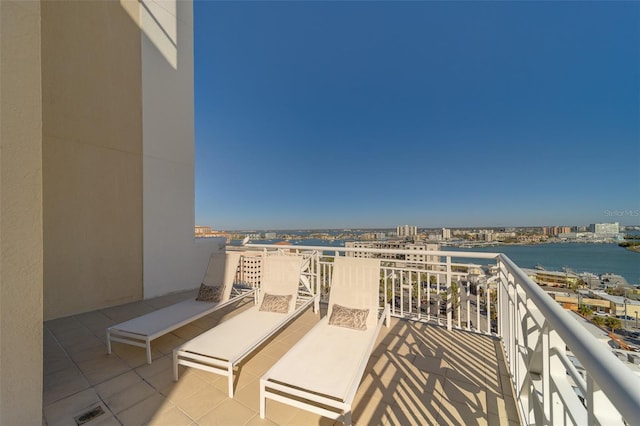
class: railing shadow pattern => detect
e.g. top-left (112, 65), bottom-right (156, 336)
top-left (351, 318), bottom-right (517, 425)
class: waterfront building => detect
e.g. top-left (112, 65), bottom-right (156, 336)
top-left (396, 224), bottom-right (417, 238)
top-left (361, 232), bottom-right (388, 240)
top-left (441, 227), bottom-right (451, 240)
top-left (264, 232), bottom-right (277, 239)
top-left (405, 242), bottom-right (441, 268)
top-left (522, 268), bottom-right (580, 288)
top-left (479, 229), bottom-right (494, 241)
top-left (346, 240), bottom-right (408, 259)
top-left (590, 222), bottom-right (620, 235)
top-left (195, 226), bottom-right (231, 241)
top-left (427, 233), bottom-right (442, 241)
top-left (345, 240), bottom-right (441, 267)
top-left (583, 290), bottom-right (640, 320)
top-left (544, 226), bottom-right (572, 236)
top-left (195, 225), bottom-right (212, 235)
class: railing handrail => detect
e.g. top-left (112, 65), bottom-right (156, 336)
top-left (498, 253), bottom-right (640, 423)
top-left (243, 243), bottom-right (501, 260)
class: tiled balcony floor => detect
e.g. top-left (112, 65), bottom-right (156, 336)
top-left (43, 290), bottom-right (520, 426)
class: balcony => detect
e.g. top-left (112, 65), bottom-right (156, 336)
top-left (42, 246), bottom-right (640, 425)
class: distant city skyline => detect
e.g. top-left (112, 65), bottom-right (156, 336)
top-left (194, 2), bottom-right (639, 230)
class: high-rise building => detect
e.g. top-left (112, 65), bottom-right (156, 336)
top-left (590, 222), bottom-right (619, 235)
top-left (544, 226), bottom-right (573, 236)
top-left (396, 225), bottom-right (417, 238)
top-left (441, 228), bottom-right (451, 240)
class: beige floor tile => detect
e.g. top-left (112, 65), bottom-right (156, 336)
top-left (148, 404), bottom-right (193, 426)
top-left (43, 367), bottom-right (91, 406)
top-left (196, 398), bottom-right (255, 426)
top-left (56, 330), bottom-right (100, 352)
top-left (171, 323), bottom-right (208, 340)
top-left (443, 377), bottom-right (488, 415)
top-left (244, 413), bottom-right (279, 426)
top-left (172, 383), bottom-right (227, 420)
top-left (44, 388), bottom-right (108, 426)
top-left (44, 352), bottom-right (77, 376)
top-left (504, 396), bottom-right (520, 422)
top-left (232, 376), bottom-right (261, 412)
top-left (241, 352), bottom-right (278, 376)
top-left (77, 355), bottom-right (131, 385)
top-left (103, 380), bottom-right (157, 414)
top-left (260, 399), bottom-right (299, 425)
top-left (164, 371), bottom-right (210, 404)
top-left (211, 368), bottom-right (258, 396)
top-left (286, 407), bottom-right (334, 425)
top-left (108, 343), bottom-right (154, 369)
top-left (437, 395), bottom-right (489, 426)
top-left (412, 354), bottom-right (448, 375)
top-left (87, 414), bottom-right (121, 426)
top-left (115, 393), bottom-right (168, 426)
top-left (94, 371), bottom-right (141, 399)
top-left (351, 397), bottom-right (387, 426)
top-left (135, 354), bottom-right (173, 379)
top-left (46, 316), bottom-right (84, 334)
top-left (75, 310), bottom-right (115, 331)
top-left (68, 342), bottom-right (109, 364)
top-left (499, 371), bottom-right (514, 396)
top-left (393, 381), bottom-right (442, 424)
top-left (259, 340), bottom-right (293, 360)
top-left (187, 368), bottom-right (224, 387)
top-left (153, 332), bottom-right (186, 355)
top-left (148, 368), bottom-right (180, 396)
top-left (488, 412), bottom-right (511, 426)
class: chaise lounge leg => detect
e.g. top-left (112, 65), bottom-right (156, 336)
top-left (228, 365), bottom-right (234, 397)
top-left (106, 331), bottom-right (112, 355)
top-left (386, 305), bottom-right (391, 327)
top-left (146, 339), bottom-right (152, 364)
top-left (173, 350), bottom-right (179, 381)
top-left (344, 409), bottom-right (352, 426)
top-left (259, 379), bottom-right (266, 418)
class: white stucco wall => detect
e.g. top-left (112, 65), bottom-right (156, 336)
top-left (141, 0), bottom-right (222, 297)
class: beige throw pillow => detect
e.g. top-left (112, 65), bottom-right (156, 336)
top-left (259, 293), bottom-right (292, 314)
top-left (328, 304), bottom-right (369, 330)
top-left (195, 283), bottom-right (224, 302)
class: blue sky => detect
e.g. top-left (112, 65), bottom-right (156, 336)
top-left (194, 1), bottom-right (639, 231)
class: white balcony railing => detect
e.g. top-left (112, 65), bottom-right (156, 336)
top-left (233, 244), bottom-right (640, 426)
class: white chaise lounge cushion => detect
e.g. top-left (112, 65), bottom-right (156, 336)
top-left (264, 316), bottom-right (377, 401)
top-left (177, 306), bottom-right (295, 361)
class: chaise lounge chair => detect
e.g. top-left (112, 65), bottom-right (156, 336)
top-left (173, 254), bottom-right (317, 397)
top-left (107, 252), bottom-right (256, 364)
top-left (260, 256), bottom-right (390, 426)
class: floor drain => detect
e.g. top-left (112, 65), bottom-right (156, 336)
top-left (74, 405), bottom-right (105, 425)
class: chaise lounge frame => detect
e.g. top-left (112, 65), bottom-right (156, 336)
top-left (173, 253), bottom-right (318, 397)
top-left (106, 252), bottom-right (256, 364)
top-left (259, 256), bottom-right (390, 426)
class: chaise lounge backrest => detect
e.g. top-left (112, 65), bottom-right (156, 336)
top-left (258, 255), bottom-right (304, 314)
top-left (202, 251), bottom-right (242, 301)
top-left (327, 256), bottom-right (381, 329)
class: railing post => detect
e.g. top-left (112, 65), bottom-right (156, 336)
top-left (587, 374), bottom-right (596, 426)
top-left (446, 256), bottom-right (452, 331)
top-left (542, 324), bottom-right (551, 425)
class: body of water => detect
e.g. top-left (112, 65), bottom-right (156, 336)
top-left (244, 239), bottom-right (639, 285)
top-left (446, 243), bottom-right (639, 284)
